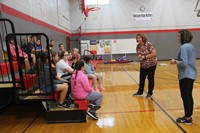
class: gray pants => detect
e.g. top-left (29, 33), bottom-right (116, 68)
top-left (85, 90), bottom-right (103, 113)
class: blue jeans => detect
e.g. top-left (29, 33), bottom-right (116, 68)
top-left (43, 84), bottom-right (57, 92)
top-left (85, 90), bottom-right (103, 113)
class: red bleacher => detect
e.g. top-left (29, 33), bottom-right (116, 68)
top-left (16, 74), bottom-right (36, 89)
top-left (0, 61), bottom-right (18, 75)
top-left (0, 62), bottom-right (10, 75)
top-left (74, 99), bottom-right (88, 110)
top-left (0, 61), bottom-right (36, 89)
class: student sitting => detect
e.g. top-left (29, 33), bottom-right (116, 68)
top-left (47, 39), bottom-right (55, 52)
top-left (56, 51), bottom-right (74, 100)
top-left (70, 60), bottom-right (103, 120)
top-left (58, 43), bottom-right (66, 55)
top-left (21, 36), bottom-right (36, 64)
top-left (51, 51), bottom-right (73, 105)
top-left (41, 53), bottom-right (69, 108)
top-left (69, 55), bottom-right (77, 69)
top-left (9, 36), bottom-right (35, 72)
top-left (56, 51), bottom-right (74, 80)
top-left (35, 39), bottom-right (45, 52)
top-left (71, 48), bottom-right (80, 60)
top-left (83, 56), bottom-right (106, 92)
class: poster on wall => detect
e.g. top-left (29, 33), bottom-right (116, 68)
top-left (99, 40), bottom-right (111, 54)
top-left (89, 40), bottom-right (111, 55)
top-left (80, 40), bottom-right (89, 55)
top-left (97, 40), bottom-right (104, 55)
top-left (90, 40), bottom-right (97, 54)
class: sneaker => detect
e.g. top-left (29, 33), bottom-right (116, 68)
top-left (176, 117), bottom-right (192, 125)
top-left (87, 111), bottom-right (98, 120)
top-left (65, 98), bottom-right (74, 104)
top-left (88, 103), bottom-right (101, 110)
top-left (57, 103), bottom-right (70, 108)
top-left (133, 92), bottom-right (143, 96)
top-left (146, 94), bottom-right (152, 99)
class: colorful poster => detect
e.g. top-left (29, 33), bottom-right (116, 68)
top-left (97, 40), bottom-right (104, 55)
top-left (82, 39), bottom-right (112, 55)
top-left (90, 40), bottom-right (97, 45)
top-left (97, 40), bottom-right (111, 54)
top-left (90, 40), bottom-right (97, 54)
top-left (80, 40), bottom-right (89, 55)
top-left (102, 40), bottom-right (111, 54)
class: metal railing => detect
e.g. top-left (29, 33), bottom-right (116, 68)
top-left (0, 18), bottom-right (56, 110)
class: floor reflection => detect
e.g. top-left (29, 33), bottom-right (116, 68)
top-left (96, 117), bottom-right (115, 128)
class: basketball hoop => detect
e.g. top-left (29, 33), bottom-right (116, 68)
top-left (84, 7), bottom-right (100, 17)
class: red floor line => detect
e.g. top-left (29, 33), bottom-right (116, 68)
top-left (98, 107), bottom-right (200, 115)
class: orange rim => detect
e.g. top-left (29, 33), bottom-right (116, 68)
top-left (85, 7), bottom-right (100, 17)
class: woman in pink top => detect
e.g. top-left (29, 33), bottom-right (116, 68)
top-left (71, 60), bottom-right (103, 120)
top-left (9, 36), bottom-right (35, 71)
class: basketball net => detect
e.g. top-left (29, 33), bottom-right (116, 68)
top-left (71, 26), bottom-right (82, 41)
top-left (194, 0), bottom-right (200, 17)
top-left (197, 10), bottom-right (200, 17)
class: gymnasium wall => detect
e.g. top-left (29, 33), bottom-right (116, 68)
top-left (71, 0), bottom-right (200, 32)
top-left (70, 0), bottom-right (200, 60)
top-left (0, 0), bottom-right (71, 52)
top-left (1, 0), bottom-right (71, 32)
top-left (76, 30), bottom-right (200, 61)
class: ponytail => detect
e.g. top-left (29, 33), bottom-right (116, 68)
top-left (73, 60), bottom-right (84, 85)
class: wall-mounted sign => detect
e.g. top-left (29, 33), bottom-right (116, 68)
top-left (133, 12), bottom-right (153, 20)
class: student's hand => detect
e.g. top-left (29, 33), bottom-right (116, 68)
top-left (64, 80), bottom-right (69, 83)
top-left (170, 58), bottom-right (176, 64)
top-left (138, 54), bottom-right (142, 60)
top-left (138, 54), bottom-right (144, 60)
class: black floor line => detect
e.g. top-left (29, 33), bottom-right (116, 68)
top-left (151, 98), bottom-right (187, 133)
top-left (122, 66), bottom-right (187, 133)
top-left (122, 66), bottom-right (139, 85)
top-left (22, 109), bottom-right (42, 133)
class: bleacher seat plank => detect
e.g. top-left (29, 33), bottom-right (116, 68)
top-left (0, 83), bottom-right (13, 88)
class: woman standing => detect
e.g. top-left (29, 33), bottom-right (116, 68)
top-left (133, 33), bottom-right (157, 99)
top-left (170, 29), bottom-right (197, 125)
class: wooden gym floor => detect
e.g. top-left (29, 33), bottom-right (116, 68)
top-left (0, 60), bottom-right (200, 133)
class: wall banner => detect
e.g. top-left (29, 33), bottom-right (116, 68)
top-left (133, 12), bottom-right (153, 20)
